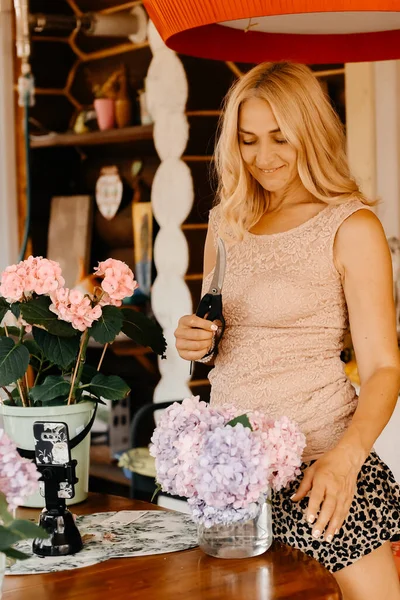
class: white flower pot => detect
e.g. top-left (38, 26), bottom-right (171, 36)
top-left (0, 402), bottom-right (94, 507)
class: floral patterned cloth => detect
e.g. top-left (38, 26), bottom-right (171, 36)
top-left (5, 510), bottom-right (198, 575)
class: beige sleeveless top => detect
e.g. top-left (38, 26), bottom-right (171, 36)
top-left (201, 199), bottom-right (372, 461)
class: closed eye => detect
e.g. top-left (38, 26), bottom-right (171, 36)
top-left (241, 140), bottom-right (255, 145)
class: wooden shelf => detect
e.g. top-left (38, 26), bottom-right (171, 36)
top-left (30, 124), bottom-right (154, 149)
top-left (89, 444), bottom-right (130, 494)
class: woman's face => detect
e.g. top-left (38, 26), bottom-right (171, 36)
top-left (238, 97), bottom-right (300, 194)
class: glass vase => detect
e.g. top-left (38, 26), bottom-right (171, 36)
top-left (198, 498), bottom-right (272, 559)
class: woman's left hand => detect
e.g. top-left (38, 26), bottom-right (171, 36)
top-left (291, 445), bottom-right (366, 542)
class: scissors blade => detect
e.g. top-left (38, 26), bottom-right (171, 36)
top-left (209, 238), bottom-right (226, 295)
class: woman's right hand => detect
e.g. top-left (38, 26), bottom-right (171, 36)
top-left (174, 314), bottom-right (218, 361)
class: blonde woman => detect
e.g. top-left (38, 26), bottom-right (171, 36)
top-left (174, 62), bottom-right (400, 599)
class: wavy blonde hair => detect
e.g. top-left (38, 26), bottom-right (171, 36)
top-left (214, 62), bottom-right (371, 240)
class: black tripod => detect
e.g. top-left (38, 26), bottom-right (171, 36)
top-left (32, 461), bottom-right (83, 556)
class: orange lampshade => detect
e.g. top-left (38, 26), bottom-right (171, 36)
top-left (143, 0), bottom-right (400, 63)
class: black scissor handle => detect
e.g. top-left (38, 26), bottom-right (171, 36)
top-left (190, 293), bottom-right (225, 375)
top-left (196, 293), bottom-right (223, 323)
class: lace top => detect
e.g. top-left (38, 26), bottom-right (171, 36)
top-left (201, 200), bottom-right (372, 460)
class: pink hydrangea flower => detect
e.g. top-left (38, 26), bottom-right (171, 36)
top-left (94, 259), bottom-right (138, 307)
top-left (0, 256), bottom-right (64, 303)
top-left (49, 288), bottom-right (102, 331)
top-left (0, 430), bottom-right (40, 510)
top-left (150, 396), bottom-right (306, 527)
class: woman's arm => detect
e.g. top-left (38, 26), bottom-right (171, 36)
top-left (292, 208), bottom-right (400, 541)
top-left (335, 209), bottom-right (400, 459)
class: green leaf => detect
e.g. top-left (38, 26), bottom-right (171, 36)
top-left (0, 526), bottom-right (21, 549)
top-left (151, 482), bottom-right (162, 503)
top-left (0, 297), bottom-right (10, 323)
top-left (8, 520), bottom-right (48, 540)
top-left (30, 375), bottom-right (70, 403)
top-left (20, 297), bottom-right (76, 338)
top-left (0, 337), bottom-right (29, 386)
top-left (89, 305), bottom-right (123, 344)
top-left (23, 339), bottom-right (43, 359)
top-left (7, 387), bottom-right (23, 406)
top-left (33, 327), bottom-right (80, 369)
top-left (80, 364), bottom-right (98, 384)
top-left (38, 397), bottom-right (69, 407)
top-left (0, 493), bottom-right (13, 525)
top-left (0, 326), bottom-right (21, 337)
top-left (226, 414), bottom-right (253, 431)
top-left (3, 547), bottom-right (30, 560)
top-left (10, 302), bottom-right (21, 319)
top-left (0, 518), bottom-right (48, 552)
top-left (89, 373), bottom-right (130, 401)
top-left (121, 308), bottom-right (166, 357)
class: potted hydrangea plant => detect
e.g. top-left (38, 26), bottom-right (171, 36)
top-left (149, 396), bottom-right (306, 558)
top-left (0, 429), bottom-right (48, 592)
top-left (0, 256), bottom-right (166, 507)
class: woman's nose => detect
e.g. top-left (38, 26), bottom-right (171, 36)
top-left (255, 142), bottom-right (276, 168)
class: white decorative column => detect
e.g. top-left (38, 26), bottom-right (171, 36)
top-left (146, 21), bottom-right (194, 402)
top-left (0, 0), bottom-right (19, 271)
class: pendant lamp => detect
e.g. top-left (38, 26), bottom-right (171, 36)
top-left (143, 1), bottom-right (400, 63)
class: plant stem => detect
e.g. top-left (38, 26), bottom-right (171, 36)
top-left (24, 372), bottom-right (30, 395)
top-left (1, 386), bottom-right (13, 402)
top-left (97, 343), bottom-right (108, 372)
top-left (4, 324), bottom-right (9, 337)
top-left (33, 360), bottom-right (43, 386)
top-left (17, 379), bottom-right (28, 407)
top-left (68, 330), bottom-right (90, 405)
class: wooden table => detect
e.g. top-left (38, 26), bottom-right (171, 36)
top-left (3, 493), bottom-right (342, 600)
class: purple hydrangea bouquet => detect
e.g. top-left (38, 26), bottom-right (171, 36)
top-left (150, 396), bottom-right (306, 540)
top-left (0, 429), bottom-right (47, 561)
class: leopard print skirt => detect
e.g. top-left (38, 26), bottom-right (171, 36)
top-left (271, 452), bottom-right (400, 573)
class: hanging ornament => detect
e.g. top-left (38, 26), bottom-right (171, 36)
top-left (143, 1), bottom-right (400, 64)
top-left (95, 166), bottom-right (123, 220)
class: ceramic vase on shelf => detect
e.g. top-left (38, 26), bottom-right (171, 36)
top-left (115, 65), bottom-right (133, 128)
top-left (197, 496), bottom-right (273, 559)
top-left (115, 99), bottom-right (132, 128)
top-left (94, 98), bottom-right (115, 131)
top-left (0, 401), bottom-right (94, 508)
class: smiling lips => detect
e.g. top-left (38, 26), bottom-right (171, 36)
top-left (259, 165), bottom-right (284, 174)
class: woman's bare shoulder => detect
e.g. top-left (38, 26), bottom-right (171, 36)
top-left (334, 208), bottom-right (390, 275)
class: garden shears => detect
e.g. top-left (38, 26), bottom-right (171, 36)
top-left (190, 238), bottom-right (226, 373)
